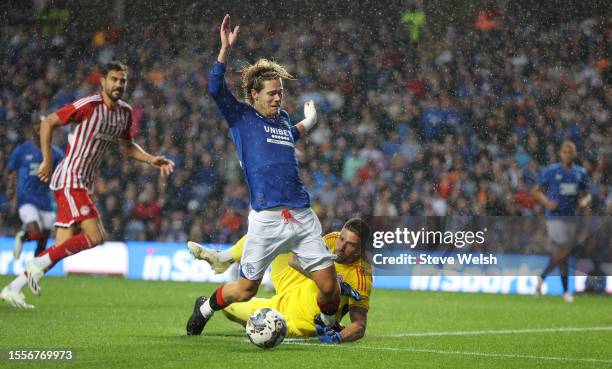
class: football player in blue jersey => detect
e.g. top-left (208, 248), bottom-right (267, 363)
top-left (7, 118), bottom-right (64, 259)
top-left (186, 15), bottom-right (342, 335)
top-left (532, 140), bottom-right (592, 302)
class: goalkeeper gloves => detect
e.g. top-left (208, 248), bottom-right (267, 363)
top-left (315, 320), bottom-right (343, 344)
top-left (339, 281), bottom-right (362, 301)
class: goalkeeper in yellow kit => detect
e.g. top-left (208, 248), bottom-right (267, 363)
top-left (187, 218), bottom-right (371, 343)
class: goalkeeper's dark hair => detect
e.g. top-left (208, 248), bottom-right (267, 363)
top-left (344, 218), bottom-right (371, 249)
top-left (344, 217), bottom-right (373, 274)
top-left (241, 58), bottom-right (294, 105)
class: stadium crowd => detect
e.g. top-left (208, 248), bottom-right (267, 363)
top-left (0, 6), bottom-right (610, 243)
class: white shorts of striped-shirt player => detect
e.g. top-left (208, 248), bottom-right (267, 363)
top-left (240, 207), bottom-right (336, 281)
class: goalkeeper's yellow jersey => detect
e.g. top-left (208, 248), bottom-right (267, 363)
top-left (268, 232), bottom-right (372, 336)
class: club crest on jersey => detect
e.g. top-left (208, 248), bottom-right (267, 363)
top-left (80, 205), bottom-right (91, 216)
top-left (555, 174), bottom-right (562, 180)
top-left (242, 263), bottom-right (255, 278)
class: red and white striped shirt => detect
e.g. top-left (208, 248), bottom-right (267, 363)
top-left (50, 93), bottom-right (133, 193)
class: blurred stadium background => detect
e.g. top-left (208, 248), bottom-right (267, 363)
top-left (1, 0), bottom-right (610, 244)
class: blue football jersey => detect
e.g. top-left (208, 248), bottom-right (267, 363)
top-left (209, 61), bottom-right (310, 210)
top-left (538, 163), bottom-right (590, 216)
top-left (7, 140), bottom-right (64, 211)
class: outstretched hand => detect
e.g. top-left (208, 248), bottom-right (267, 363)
top-left (37, 160), bottom-right (52, 183)
top-left (304, 100), bottom-right (317, 123)
top-left (150, 156), bottom-right (175, 177)
top-left (297, 100), bottom-right (317, 133)
top-left (220, 14), bottom-right (240, 50)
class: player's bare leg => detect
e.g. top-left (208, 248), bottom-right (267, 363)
top-left (186, 278), bottom-right (261, 335)
top-left (220, 278), bottom-right (261, 303)
top-left (556, 252), bottom-right (573, 302)
top-left (2, 224), bottom-right (77, 308)
top-left (79, 217), bottom-right (106, 246)
top-left (310, 265), bottom-right (341, 326)
top-left (35, 229), bottom-right (52, 256)
top-left (57, 224), bottom-right (80, 244)
top-left (24, 225), bottom-right (76, 296)
top-left (14, 221), bottom-right (44, 259)
top-left (27, 217), bottom-right (105, 295)
top-left (538, 244), bottom-right (572, 301)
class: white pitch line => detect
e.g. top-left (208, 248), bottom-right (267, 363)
top-left (376, 326), bottom-right (612, 338)
top-left (284, 341), bottom-right (612, 365)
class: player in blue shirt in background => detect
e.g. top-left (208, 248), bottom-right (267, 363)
top-left (186, 15), bottom-right (341, 337)
top-left (7, 118), bottom-right (64, 259)
top-left (532, 140), bottom-right (591, 302)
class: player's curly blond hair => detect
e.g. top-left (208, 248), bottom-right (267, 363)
top-left (241, 59), bottom-right (295, 105)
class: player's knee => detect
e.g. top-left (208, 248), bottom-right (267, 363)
top-left (97, 227), bottom-right (109, 245)
top-left (312, 267), bottom-right (340, 296)
top-left (87, 231), bottom-right (105, 247)
top-left (319, 279), bottom-right (340, 297)
top-left (317, 279), bottom-right (340, 299)
top-left (321, 275), bottom-right (340, 296)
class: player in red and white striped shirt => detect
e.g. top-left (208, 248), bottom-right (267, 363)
top-left (1, 61), bottom-right (174, 308)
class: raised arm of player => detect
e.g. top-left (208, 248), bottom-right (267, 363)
top-left (294, 100), bottom-right (318, 136)
top-left (217, 14), bottom-right (240, 64)
top-left (119, 140), bottom-right (175, 177)
top-left (37, 113), bottom-right (63, 183)
top-left (210, 15), bottom-right (242, 123)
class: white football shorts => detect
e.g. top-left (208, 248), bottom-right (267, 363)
top-left (240, 207), bottom-right (336, 280)
top-left (546, 218), bottom-right (578, 246)
top-left (18, 203), bottom-right (56, 231)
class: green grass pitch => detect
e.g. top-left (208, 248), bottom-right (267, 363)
top-left (0, 275), bottom-right (610, 369)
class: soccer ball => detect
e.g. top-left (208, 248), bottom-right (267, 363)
top-left (245, 308), bottom-right (287, 349)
